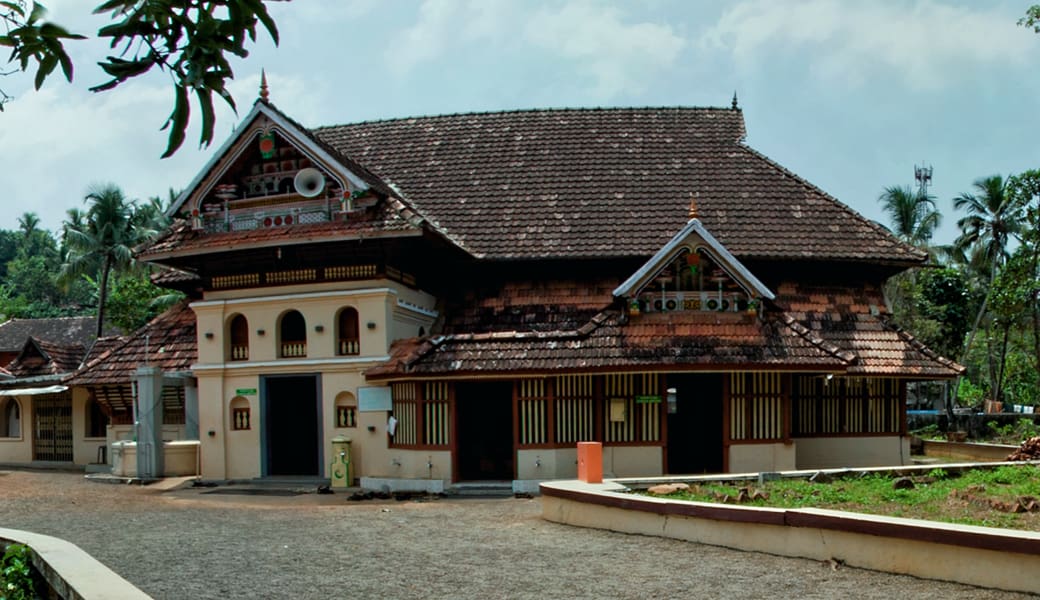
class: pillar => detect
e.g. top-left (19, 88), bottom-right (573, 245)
top-left (135, 366), bottom-right (165, 479)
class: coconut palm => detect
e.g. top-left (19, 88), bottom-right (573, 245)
top-left (877, 185), bottom-right (941, 247)
top-left (60, 184), bottom-right (156, 337)
top-left (952, 175), bottom-right (1027, 386)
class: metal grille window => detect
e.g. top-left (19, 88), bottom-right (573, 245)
top-left (518, 379), bottom-right (549, 446)
top-left (792, 376), bottom-right (901, 436)
top-left (555, 375), bottom-right (595, 445)
top-left (729, 373), bottom-right (784, 441)
top-left (390, 382), bottom-right (449, 448)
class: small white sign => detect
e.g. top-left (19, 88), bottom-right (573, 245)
top-left (358, 386), bottom-right (392, 412)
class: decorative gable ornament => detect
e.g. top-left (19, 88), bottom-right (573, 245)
top-left (614, 218), bottom-right (775, 316)
top-left (258, 131), bottom-right (276, 159)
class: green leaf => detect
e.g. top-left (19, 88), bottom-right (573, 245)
top-left (160, 84), bottom-right (189, 159)
top-left (195, 86), bottom-right (214, 148)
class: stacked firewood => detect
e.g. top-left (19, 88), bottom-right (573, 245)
top-left (1006, 436), bottom-right (1040, 461)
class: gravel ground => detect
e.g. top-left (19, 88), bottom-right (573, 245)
top-left (0, 469), bottom-right (1031, 599)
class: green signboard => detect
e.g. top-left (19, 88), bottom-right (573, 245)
top-left (635, 395), bottom-right (661, 404)
top-left (236, 388), bottom-right (258, 396)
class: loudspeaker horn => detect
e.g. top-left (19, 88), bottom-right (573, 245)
top-left (293, 168), bottom-right (325, 198)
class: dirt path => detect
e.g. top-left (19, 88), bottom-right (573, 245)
top-left (0, 470), bottom-right (1030, 599)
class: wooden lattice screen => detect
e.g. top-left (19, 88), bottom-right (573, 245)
top-left (729, 373), bottom-right (784, 441)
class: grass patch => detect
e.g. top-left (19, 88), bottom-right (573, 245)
top-left (644, 465), bottom-right (1040, 531)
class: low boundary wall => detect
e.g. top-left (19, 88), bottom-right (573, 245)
top-left (0, 527), bottom-right (150, 599)
top-left (541, 479), bottom-right (1040, 595)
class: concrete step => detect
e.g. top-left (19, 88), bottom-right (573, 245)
top-left (448, 481), bottom-right (515, 497)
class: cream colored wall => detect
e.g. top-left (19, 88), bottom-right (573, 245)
top-left (795, 436), bottom-right (910, 470)
top-left (190, 283), bottom-right (436, 481)
top-left (517, 448), bottom-right (579, 480)
top-left (71, 387), bottom-right (106, 466)
top-left (728, 442), bottom-right (797, 473)
top-left (377, 448), bottom-right (452, 480)
top-left (603, 446), bottom-right (662, 478)
top-left (0, 396), bottom-right (31, 463)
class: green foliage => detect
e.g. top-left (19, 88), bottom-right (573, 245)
top-left (104, 273), bottom-right (181, 332)
top-left (911, 423), bottom-right (943, 440)
top-left (0, 1), bottom-right (279, 156)
top-left (957, 378), bottom-right (985, 405)
top-left (0, 543), bottom-right (38, 600)
top-left (914, 267), bottom-right (970, 358)
top-left (1021, 5), bottom-right (1040, 33)
top-left (985, 419), bottom-right (1040, 444)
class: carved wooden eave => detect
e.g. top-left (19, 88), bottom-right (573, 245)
top-left (167, 101), bottom-right (372, 221)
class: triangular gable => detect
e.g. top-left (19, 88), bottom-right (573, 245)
top-left (613, 218), bottom-right (775, 306)
top-left (17, 337), bottom-right (50, 365)
top-left (167, 101), bottom-right (374, 222)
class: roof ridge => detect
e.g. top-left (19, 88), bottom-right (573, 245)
top-left (735, 144), bottom-right (927, 264)
top-left (312, 105), bottom-right (740, 131)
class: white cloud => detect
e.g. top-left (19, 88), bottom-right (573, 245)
top-left (702, 0), bottom-right (1033, 90)
top-left (386, 0), bottom-right (684, 98)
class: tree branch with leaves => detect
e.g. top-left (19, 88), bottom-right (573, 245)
top-left (0, 1), bottom-right (280, 157)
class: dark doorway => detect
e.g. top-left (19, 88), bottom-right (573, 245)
top-left (263, 375), bottom-right (321, 476)
top-left (456, 381), bottom-right (514, 481)
top-left (666, 374), bottom-right (724, 474)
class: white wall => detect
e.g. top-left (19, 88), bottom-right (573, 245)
top-left (728, 442), bottom-right (796, 473)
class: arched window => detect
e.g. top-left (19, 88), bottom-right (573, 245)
top-left (335, 392), bottom-right (357, 428)
top-left (279, 310), bottom-right (307, 357)
top-left (85, 398), bottom-right (107, 438)
top-left (229, 314), bottom-right (249, 361)
top-left (337, 307), bottom-right (360, 356)
top-left (0, 398), bottom-right (20, 438)
top-left (230, 396), bottom-right (251, 430)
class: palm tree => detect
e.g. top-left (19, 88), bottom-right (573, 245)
top-left (60, 184), bottom-right (154, 337)
top-left (952, 175), bottom-right (1027, 403)
top-left (17, 212), bottom-right (40, 238)
top-left (877, 185), bottom-right (941, 247)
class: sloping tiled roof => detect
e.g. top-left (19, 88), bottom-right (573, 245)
top-left (5, 338), bottom-right (87, 378)
top-left (315, 107), bottom-right (925, 263)
top-left (773, 282), bottom-right (964, 377)
top-left (65, 301), bottom-right (197, 386)
top-left (366, 310), bottom-right (850, 379)
top-left (0, 317), bottom-right (105, 352)
top-left (367, 274), bottom-right (962, 379)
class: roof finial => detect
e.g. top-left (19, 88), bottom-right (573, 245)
top-left (688, 193), bottom-right (699, 220)
top-left (731, 91), bottom-right (738, 110)
top-left (259, 69), bottom-right (270, 104)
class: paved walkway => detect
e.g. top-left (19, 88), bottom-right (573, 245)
top-left (0, 470), bottom-right (1028, 599)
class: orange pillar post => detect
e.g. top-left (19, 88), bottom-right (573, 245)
top-left (577, 441), bottom-right (603, 483)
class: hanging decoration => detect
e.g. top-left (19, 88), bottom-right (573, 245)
top-left (259, 131), bottom-right (276, 159)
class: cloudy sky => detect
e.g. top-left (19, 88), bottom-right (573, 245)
top-left (2, 0), bottom-right (1038, 246)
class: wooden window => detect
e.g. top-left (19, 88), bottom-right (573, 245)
top-left (604, 373), bottom-right (662, 444)
top-left (229, 314), bottom-right (249, 361)
top-left (337, 307), bottom-right (360, 356)
top-left (390, 382), bottom-right (450, 448)
top-left (335, 392), bottom-right (357, 428)
top-left (279, 310), bottom-right (307, 357)
top-left (518, 379), bottom-right (549, 446)
top-left (85, 398), bottom-right (108, 438)
top-left (555, 375), bottom-right (595, 445)
top-left (729, 373), bottom-right (784, 441)
top-left (792, 376), bottom-right (900, 436)
top-left (0, 398), bottom-right (20, 438)
top-left (230, 396), bottom-right (250, 431)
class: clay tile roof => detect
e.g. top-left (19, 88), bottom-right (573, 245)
top-left (0, 317), bottom-right (112, 352)
top-left (315, 107), bottom-right (924, 263)
top-left (65, 301), bottom-right (197, 387)
top-left (5, 337), bottom-right (87, 378)
top-left (366, 310), bottom-right (851, 379)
